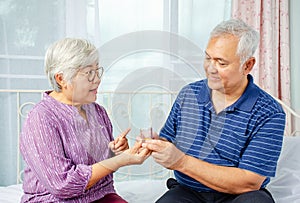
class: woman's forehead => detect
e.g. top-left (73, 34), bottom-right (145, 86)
top-left (80, 62), bottom-right (99, 70)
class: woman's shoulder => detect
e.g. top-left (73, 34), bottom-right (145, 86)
top-left (90, 102), bottom-right (106, 113)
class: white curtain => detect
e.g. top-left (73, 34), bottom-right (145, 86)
top-left (64, 0), bottom-right (231, 133)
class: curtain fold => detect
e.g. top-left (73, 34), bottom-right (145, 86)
top-left (65, 0), bottom-right (88, 38)
top-left (231, 0), bottom-right (291, 134)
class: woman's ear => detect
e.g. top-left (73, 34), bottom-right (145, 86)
top-left (54, 73), bottom-right (66, 89)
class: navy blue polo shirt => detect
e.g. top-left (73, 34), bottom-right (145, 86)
top-left (160, 75), bottom-right (286, 192)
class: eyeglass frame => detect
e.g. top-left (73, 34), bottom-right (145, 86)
top-left (77, 66), bottom-right (104, 82)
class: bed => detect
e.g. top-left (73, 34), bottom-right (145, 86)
top-left (1, 135), bottom-right (300, 203)
top-left (0, 179), bottom-right (168, 203)
top-left (1, 100), bottom-right (300, 203)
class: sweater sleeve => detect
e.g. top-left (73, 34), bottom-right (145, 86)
top-left (20, 109), bottom-right (92, 199)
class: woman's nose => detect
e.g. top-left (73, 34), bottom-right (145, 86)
top-left (93, 74), bottom-right (101, 84)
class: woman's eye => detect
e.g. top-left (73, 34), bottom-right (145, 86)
top-left (87, 70), bottom-right (94, 75)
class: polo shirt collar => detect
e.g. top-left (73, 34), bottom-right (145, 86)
top-left (228, 74), bottom-right (260, 112)
top-left (199, 79), bottom-right (211, 103)
top-left (201, 75), bottom-right (260, 112)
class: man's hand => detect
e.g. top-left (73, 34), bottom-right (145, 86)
top-left (142, 139), bottom-right (185, 170)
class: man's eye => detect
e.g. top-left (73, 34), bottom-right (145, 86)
top-left (204, 57), bottom-right (211, 62)
top-left (217, 61), bottom-right (227, 66)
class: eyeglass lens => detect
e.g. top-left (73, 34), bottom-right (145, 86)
top-left (88, 67), bottom-right (103, 82)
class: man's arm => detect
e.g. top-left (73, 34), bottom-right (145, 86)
top-left (143, 139), bottom-right (265, 194)
top-left (175, 152), bottom-right (265, 194)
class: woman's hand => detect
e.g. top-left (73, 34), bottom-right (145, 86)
top-left (108, 128), bottom-right (130, 155)
top-left (118, 141), bottom-right (151, 165)
top-left (99, 140), bottom-right (151, 172)
top-left (89, 136), bottom-right (151, 190)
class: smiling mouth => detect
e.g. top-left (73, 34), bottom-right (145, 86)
top-left (209, 76), bottom-right (220, 81)
top-left (90, 88), bottom-right (98, 93)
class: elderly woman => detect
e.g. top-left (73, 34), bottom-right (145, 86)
top-left (20, 38), bottom-right (150, 202)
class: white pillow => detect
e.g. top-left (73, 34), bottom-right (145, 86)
top-left (115, 179), bottom-right (167, 203)
top-left (267, 136), bottom-right (300, 203)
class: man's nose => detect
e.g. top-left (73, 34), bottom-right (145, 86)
top-left (206, 61), bottom-right (217, 73)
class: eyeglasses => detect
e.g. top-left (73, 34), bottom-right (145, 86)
top-left (79, 66), bottom-right (104, 82)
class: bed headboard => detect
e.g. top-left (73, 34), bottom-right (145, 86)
top-left (272, 96), bottom-right (300, 136)
top-left (10, 90), bottom-right (176, 184)
top-left (0, 89), bottom-right (299, 185)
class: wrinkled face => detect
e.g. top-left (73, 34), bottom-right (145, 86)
top-left (204, 34), bottom-right (247, 95)
top-left (64, 62), bottom-right (102, 105)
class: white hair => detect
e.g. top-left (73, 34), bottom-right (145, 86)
top-left (45, 38), bottom-right (99, 92)
top-left (210, 18), bottom-right (260, 65)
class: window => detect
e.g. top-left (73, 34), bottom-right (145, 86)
top-left (0, 0), bottom-right (231, 186)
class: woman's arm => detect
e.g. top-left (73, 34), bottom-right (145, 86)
top-left (86, 141), bottom-right (150, 190)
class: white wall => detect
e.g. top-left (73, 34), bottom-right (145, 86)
top-left (290, 0), bottom-right (300, 111)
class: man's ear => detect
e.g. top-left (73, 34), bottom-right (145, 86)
top-left (54, 73), bottom-right (66, 89)
top-left (244, 57), bottom-right (256, 74)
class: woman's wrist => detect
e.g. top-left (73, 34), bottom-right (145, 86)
top-left (98, 153), bottom-right (128, 172)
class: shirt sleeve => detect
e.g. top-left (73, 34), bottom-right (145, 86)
top-left (238, 112), bottom-right (286, 177)
top-left (159, 88), bottom-right (186, 143)
top-left (20, 109), bottom-right (92, 199)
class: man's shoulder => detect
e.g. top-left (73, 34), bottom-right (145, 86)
top-left (180, 79), bottom-right (207, 93)
top-left (253, 87), bottom-right (285, 115)
top-left (174, 79), bottom-right (209, 104)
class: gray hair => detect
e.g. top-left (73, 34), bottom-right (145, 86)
top-left (210, 18), bottom-right (259, 65)
top-left (45, 38), bottom-right (99, 92)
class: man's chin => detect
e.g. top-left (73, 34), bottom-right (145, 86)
top-left (207, 82), bottom-right (223, 91)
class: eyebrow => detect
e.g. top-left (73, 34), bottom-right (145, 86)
top-left (83, 63), bottom-right (99, 69)
top-left (205, 51), bottom-right (229, 63)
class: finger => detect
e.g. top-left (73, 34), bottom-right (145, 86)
top-left (114, 137), bottom-right (127, 148)
top-left (142, 139), bottom-right (165, 152)
top-left (108, 141), bottom-right (115, 150)
top-left (150, 151), bottom-right (160, 161)
top-left (131, 140), bottom-right (143, 153)
top-left (138, 147), bottom-right (151, 157)
top-left (114, 128), bottom-right (130, 144)
top-left (120, 128), bottom-right (131, 138)
top-left (116, 142), bottom-right (129, 151)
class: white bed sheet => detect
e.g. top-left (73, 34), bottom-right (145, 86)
top-left (267, 135), bottom-right (300, 203)
top-left (116, 179), bottom-right (167, 203)
top-left (0, 180), bottom-right (167, 203)
top-left (1, 136), bottom-right (300, 203)
top-left (0, 184), bottom-right (23, 203)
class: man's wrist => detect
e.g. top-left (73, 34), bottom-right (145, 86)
top-left (171, 153), bottom-right (186, 171)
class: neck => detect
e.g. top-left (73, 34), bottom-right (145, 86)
top-left (77, 106), bottom-right (87, 120)
top-left (49, 91), bottom-right (82, 109)
top-left (211, 85), bottom-right (246, 114)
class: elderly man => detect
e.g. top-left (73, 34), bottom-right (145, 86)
top-left (143, 19), bottom-right (286, 203)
